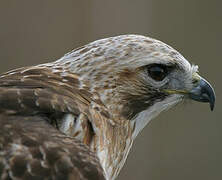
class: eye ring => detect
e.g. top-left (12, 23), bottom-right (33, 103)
top-left (147, 64), bottom-right (169, 81)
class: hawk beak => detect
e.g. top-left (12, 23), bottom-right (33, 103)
top-left (189, 78), bottom-right (216, 111)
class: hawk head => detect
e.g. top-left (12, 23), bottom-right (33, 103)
top-left (58, 34), bottom-right (215, 130)
top-left (54, 35), bottom-right (215, 179)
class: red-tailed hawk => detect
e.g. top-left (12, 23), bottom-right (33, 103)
top-left (0, 35), bottom-right (215, 180)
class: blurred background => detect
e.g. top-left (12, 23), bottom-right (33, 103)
top-left (0, 1), bottom-right (221, 179)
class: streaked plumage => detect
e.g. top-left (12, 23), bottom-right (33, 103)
top-left (0, 35), bottom-right (215, 180)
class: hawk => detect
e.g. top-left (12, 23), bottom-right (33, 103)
top-left (0, 35), bottom-right (215, 180)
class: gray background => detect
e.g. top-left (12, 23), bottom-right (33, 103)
top-left (0, 1), bottom-right (221, 180)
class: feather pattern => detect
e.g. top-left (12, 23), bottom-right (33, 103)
top-left (0, 34), bottom-right (201, 180)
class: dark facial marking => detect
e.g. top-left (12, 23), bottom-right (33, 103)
top-left (121, 90), bottom-right (168, 120)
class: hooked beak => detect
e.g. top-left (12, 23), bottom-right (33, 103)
top-left (163, 74), bottom-right (215, 111)
top-left (189, 78), bottom-right (215, 111)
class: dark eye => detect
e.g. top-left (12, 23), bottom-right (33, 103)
top-left (147, 64), bottom-right (169, 81)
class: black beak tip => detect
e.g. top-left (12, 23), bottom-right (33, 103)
top-left (210, 102), bottom-right (214, 111)
top-left (209, 92), bottom-right (215, 111)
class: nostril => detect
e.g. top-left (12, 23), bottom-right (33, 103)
top-left (192, 79), bottom-right (199, 84)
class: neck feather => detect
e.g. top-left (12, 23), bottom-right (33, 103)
top-left (58, 112), bottom-right (135, 180)
top-left (58, 94), bottom-right (182, 180)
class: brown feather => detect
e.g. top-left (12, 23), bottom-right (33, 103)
top-left (0, 115), bottom-right (105, 180)
top-left (0, 66), bottom-right (106, 180)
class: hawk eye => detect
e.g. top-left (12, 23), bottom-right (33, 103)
top-left (147, 64), bottom-right (168, 81)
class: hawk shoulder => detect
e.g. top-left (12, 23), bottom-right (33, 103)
top-left (0, 66), bottom-right (105, 180)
